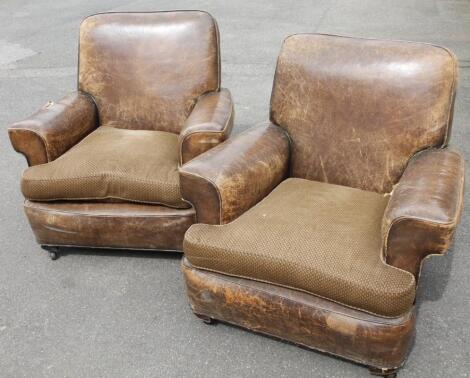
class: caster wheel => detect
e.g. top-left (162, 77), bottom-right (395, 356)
top-left (369, 367), bottom-right (398, 377)
top-left (195, 313), bottom-right (216, 325)
top-left (41, 246), bottom-right (60, 260)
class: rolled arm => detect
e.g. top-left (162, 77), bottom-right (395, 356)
top-left (179, 88), bottom-right (234, 165)
top-left (8, 92), bottom-right (98, 166)
top-left (382, 148), bottom-right (465, 278)
top-left (180, 122), bottom-right (290, 224)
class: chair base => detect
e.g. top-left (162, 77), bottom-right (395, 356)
top-left (182, 258), bottom-right (415, 375)
top-left (24, 200), bottom-right (196, 252)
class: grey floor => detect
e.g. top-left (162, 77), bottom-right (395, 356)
top-left (1, 1), bottom-right (469, 377)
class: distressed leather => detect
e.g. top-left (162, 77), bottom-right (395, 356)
top-left (25, 200), bottom-right (195, 251)
top-left (79, 11), bottom-right (220, 133)
top-left (183, 259), bottom-right (416, 370)
top-left (180, 123), bottom-right (290, 224)
top-left (8, 11), bottom-right (231, 253)
top-left (382, 148), bottom-right (465, 278)
top-left (8, 92), bottom-right (98, 166)
top-left (270, 34), bottom-right (457, 193)
top-left (179, 88), bottom-right (234, 164)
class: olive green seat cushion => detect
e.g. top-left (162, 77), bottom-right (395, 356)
top-left (21, 126), bottom-right (189, 208)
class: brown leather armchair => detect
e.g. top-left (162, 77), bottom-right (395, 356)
top-left (8, 11), bottom-right (233, 259)
top-left (180, 34), bottom-right (464, 376)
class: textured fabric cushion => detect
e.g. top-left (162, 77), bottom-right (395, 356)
top-left (184, 178), bottom-right (416, 317)
top-left (21, 126), bottom-right (190, 208)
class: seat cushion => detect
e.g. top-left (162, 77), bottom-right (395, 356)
top-left (21, 126), bottom-right (190, 208)
top-left (184, 178), bottom-right (416, 317)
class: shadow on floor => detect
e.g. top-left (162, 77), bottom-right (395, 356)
top-left (41, 245), bottom-right (183, 261)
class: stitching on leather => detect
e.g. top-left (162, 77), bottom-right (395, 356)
top-left (183, 261), bottom-right (414, 321)
top-left (213, 14), bottom-right (221, 89)
top-left (188, 250), bottom-right (413, 303)
top-left (9, 93), bottom-right (97, 164)
top-left (179, 89), bottom-right (233, 165)
top-left (25, 202), bottom-right (195, 219)
top-left (8, 128), bottom-right (48, 165)
top-left (10, 127), bottom-right (50, 161)
top-left (79, 91), bottom-right (100, 125)
top-left (180, 131), bottom-right (225, 165)
top-left (180, 123), bottom-right (290, 224)
top-left (382, 151), bottom-right (465, 267)
top-left (179, 170), bottom-right (223, 223)
top-left (25, 195), bottom-right (189, 209)
top-left (437, 46), bottom-right (458, 146)
top-left (384, 150), bottom-right (464, 227)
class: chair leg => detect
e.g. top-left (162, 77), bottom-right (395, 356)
top-left (195, 313), bottom-right (216, 325)
top-left (369, 367), bottom-right (398, 377)
top-left (41, 246), bottom-right (60, 260)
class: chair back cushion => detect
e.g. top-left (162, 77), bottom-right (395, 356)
top-left (270, 34), bottom-right (457, 193)
top-left (79, 11), bottom-right (220, 133)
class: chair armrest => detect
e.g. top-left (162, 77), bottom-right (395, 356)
top-left (8, 92), bottom-right (98, 166)
top-left (179, 88), bottom-right (234, 165)
top-left (179, 122), bottom-right (290, 224)
top-left (382, 148), bottom-right (465, 278)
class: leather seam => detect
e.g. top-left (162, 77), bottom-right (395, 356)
top-left (8, 128), bottom-right (48, 166)
top-left (183, 261), bottom-right (414, 321)
top-left (179, 124), bottom-right (295, 224)
top-left (9, 92), bottom-right (98, 163)
top-left (25, 204), bottom-right (195, 219)
top-left (385, 152), bottom-right (465, 227)
top-left (179, 170), bottom-right (223, 223)
top-left (9, 127), bottom-right (50, 161)
top-left (179, 90), bottom-right (233, 165)
top-left (439, 47), bottom-right (458, 145)
top-left (180, 131), bottom-right (226, 162)
top-left (24, 195), bottom-right (189, 209)
top-left (382, 151), bottom-right (465, 265)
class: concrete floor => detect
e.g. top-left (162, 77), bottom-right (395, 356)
top-left (1, 0), bottom-right (469, 377)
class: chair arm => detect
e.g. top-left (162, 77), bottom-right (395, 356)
top-left (8, 92), bottom-right (98, 166)
top-left (179, 88), bottom-right (234, 165)
top-left (382, 148), bottom-right (465, 278)
top-left (179, 122), bottom-right (290, 224)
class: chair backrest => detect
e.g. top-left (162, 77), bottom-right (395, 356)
top-left (78, 11), bottom-right (220, 133)
top-left (270, 34), bottom-right (457, 193)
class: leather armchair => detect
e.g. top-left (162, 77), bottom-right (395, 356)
top-left (8, 11), bottom-right (233, 259)
top-left (180, 34), bottom-right (464, 376)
